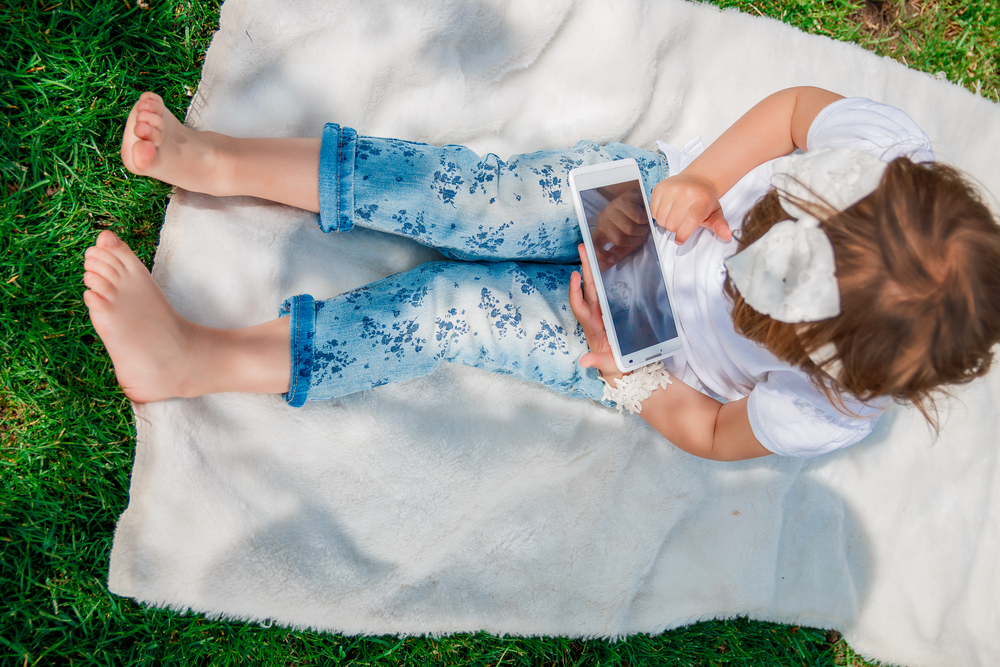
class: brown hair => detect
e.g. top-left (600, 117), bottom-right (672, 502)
top-left (725, 157), bottom-right (1000, 424)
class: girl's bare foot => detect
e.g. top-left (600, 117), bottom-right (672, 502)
top-left (83, 231), bottom-right (293, 403)
top-left (119, 92), bottom-right (322, 211)
top-left (83, 230), bottom-right (205, 402)
top-left (120, 92), bottom-right (231, 195)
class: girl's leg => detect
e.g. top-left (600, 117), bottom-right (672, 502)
top-left (281, 261), bottom-right (606, 406)
top-left (82, 232), bottom-right (602, 407)
top-left (316, 124), bottom-right (665, 263)
top-left (121, 92), bottom-right (321, 212)
top-left (120, 93), bottom-right (666, 262)
top-left (83, 231), bottom-right (291, 403)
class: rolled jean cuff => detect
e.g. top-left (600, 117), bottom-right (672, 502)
top-left (317, 123), bottom-right (357, 233)
top-left (279, 294), bottom-right (316, 407)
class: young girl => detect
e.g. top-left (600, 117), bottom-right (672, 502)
top-left (84, 87), bottom-right (1000, 462)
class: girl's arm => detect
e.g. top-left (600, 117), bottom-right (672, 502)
top-left (569, 246), bottom-right (770, 461)
top-left (566, 88), bottom-right (846, 460)
top-left (651, 86), bottom-right (844, 244)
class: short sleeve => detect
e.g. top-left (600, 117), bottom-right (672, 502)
top-left (807, 97), bottom-right (935, 164)
top-left (746, 370), bottom-right (889, 458)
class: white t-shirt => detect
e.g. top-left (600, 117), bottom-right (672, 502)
top-left (652, 97), bottom-right (935, 458)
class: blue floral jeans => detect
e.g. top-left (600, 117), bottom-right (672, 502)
top-left (280, 123), bottom-right (666, 407)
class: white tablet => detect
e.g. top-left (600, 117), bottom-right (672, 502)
top-left (568, 159), bottom-right (682, 373)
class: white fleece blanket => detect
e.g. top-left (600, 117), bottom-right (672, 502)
top-left (107, 1), bottom-right (1000, 665)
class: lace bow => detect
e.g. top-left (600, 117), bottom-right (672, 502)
top-left (724, 148), bottom-right (888, 323)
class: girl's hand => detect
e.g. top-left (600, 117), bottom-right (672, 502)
top-left (568, 243), bottom-right (625, 382)
top-left (649, 172), bottom-right (732, 245)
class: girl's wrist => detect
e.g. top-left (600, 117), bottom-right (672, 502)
top-left (682, 164), bottom-right (727, 200)
top-left (600, 369), bottom-right (627, 386)
top-left (600, 362), bottom-right (673, 414)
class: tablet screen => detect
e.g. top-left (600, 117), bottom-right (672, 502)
top-left (579, 181), bottom-right (678, 357)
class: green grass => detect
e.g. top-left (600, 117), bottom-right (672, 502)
top-left (710, 0), bottom-right (1000, 102)
top-left (1, 0), bottom-right (996, 664)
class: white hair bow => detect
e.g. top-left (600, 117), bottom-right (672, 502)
top-left (724, 148), bottom-right (888, 324)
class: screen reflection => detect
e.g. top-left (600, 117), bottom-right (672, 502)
top-left (580, 181), bottom-right (678, 356)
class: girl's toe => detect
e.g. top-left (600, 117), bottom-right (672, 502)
top-left (87, 246), bottom-right (127, 272)
top-left (137, 109), bottom-right (163, 130)
top-left (133, 120), bottom-right (163, 147)
top-left (95, 230), bottom-right (121, 249)
top-left (83, 270), bottom-right (117, 300)
top-left (84, 255), bottom-right (122, 282)
top-left (83, 288), bottom-right (110, 312)
top-left (134, 119), bottom-right (154, 141)
top-left (101, 233), bottom-right (142, 266)
top-left (137, 95), bottom-right (160, 113)
top-left (131, 139), bottom-right (157, 170)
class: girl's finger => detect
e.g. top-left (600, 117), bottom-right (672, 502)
top-left (653, 198), bottom-right (673, 230)
top-left (650, 177), bottom-right (671, 215)
top-left (705, 208), bottom-right (733, 241)
top-left (677, 211), bottom-right (705, 244)
top-left (579, 351), bottom-right (606, 369)
top-left (650, 182), bottom-right (662, 213)
top-left (569, 271), bottom-right (608, 353)
top-left (577, 244), bottom-right (600, 309)
top-left (568, 270), bottom-right (589, 320)
top-left (663, 201), bottom-right (690, 239)
top-left (678, 197), bottom-right (715, 242)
